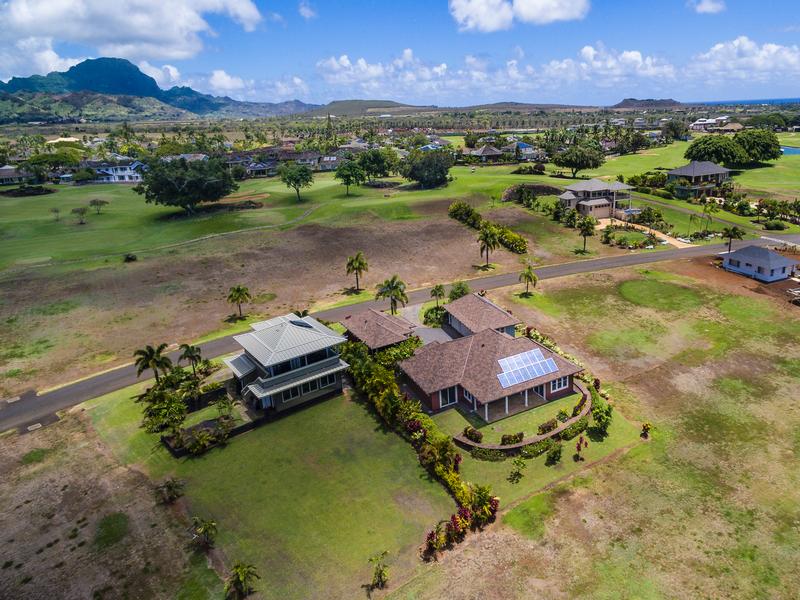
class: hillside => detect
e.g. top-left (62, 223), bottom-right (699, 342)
top-left (612, 98), bottom-right (682, 109)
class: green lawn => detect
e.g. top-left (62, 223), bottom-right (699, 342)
top-left (84, 388), bottom-right (454, 599)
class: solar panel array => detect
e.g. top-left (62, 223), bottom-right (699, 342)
top-left (497, 348), bottom-right (559, 389)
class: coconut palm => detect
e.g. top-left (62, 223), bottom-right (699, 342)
top-left (345, 251), bottom-right (368, 291)
top-left (133, 343), bottom-right (173, 383)
top-left (477, 224), bottom-right (500, 268)
top-left (577, 216), bottom-right (597, 252)
top-left (430, 284), bottom-right (445, 308)
top-left (701, 200), bottom-right (719, 233)
top-left (224, 562), bottom-right (260, 599)
top-left (227, 285), bottom-right (252, 318)
top-left (179, 343), bottom-right (202, 378)
top-left (518, 264), bottom-right (538, 295)
top-left (375, 275), bottom-right (409, 315)
top-left (721, 225), bottom-right (746, 253)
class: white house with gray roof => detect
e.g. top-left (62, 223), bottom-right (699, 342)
top-left (559, 178), bottom-right (633, 219)
top-left (223, 314), bottom-right (349, 412)
top-left (722, 246), bottom-right (797, 283)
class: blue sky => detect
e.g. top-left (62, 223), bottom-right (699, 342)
top-left (1, 0), bottom-right (799, 105)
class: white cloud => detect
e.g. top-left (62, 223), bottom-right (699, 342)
top-left (449, 0), bottom-right (589, 32)
top-left (298, 1), bottom-right (317, 19)
top-left (138, 61), bottom-right (182, 87)
top-left (688, 36), bottom-right (800, 82)
top-left (273, 76), bottom-right (309, 98)
top-left (208, 69), bottom-right (249, 93)
top-left (541, 43), bottom-right (674, 87)
top-left (689, 0), bottom-right (726, 14)
top-left (0, 37), bottom-right (82, 81)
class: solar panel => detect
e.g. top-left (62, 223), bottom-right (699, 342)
top-left (496, 348), bottom-right (559, 389)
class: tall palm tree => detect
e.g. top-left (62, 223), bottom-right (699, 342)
top-left (133, 343), bottom-right (172, 384)
top-left (227, 285), bottom-right (252, 318)
top-left (375, 275), bottom-right (409, 315)
top-left (519, 264), bottom-right (538, 295)
top-left (577, 216), bottom-right (597, 252)
top-left (477, 224), bottom-right (500, 268)
top-left (345, 251), bottom-right (368, 291)
top-left (701, 201), bottom-right (719, 233)
top-left (430, 284), bottom-right (445, 308)
top-left (721, 225), bottom-right (745, 253)
top-left (179, 343), bottom-right (202, 378)
top-left (224, 562), bottom-right (260, 599)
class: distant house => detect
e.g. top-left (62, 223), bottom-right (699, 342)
top-left (163, 153), bottom-right (208, 162)
top-left (0, 165), bottom-right (30, 186)
top-left (318, 155), bottom-right (339, 171)
top-left (723, 246), bottom-right (797, 283)
top-left (343, 309), bottom-right (416, 351)
top-left (278, 150), bottom-right (321, 169)
top-left (471, 145), bottom-right (503, 162)
top-left (558, 178), bottom-right (633, 219)
top-left (400, 328), bottom-right (583, 422)
top-left (80, 158), bottom-right (144, 183)
top-left (444, 293), bottom-right (520, 337)
top-left (246, 160), bottom-right (278, 177)
top-left (224, 314), bottom-right (349, 412)
top-left (667, 161), bottom-right (730, 198)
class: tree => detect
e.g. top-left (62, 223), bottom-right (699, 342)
top-left (134, 343), bottom-right (173, 383)
top-left (134, 157), bottom-right (237, 215)
top-left (721, 225), bottom-right (746, 253)
top-left (519, 264), bottom-right (538, 295)
top-left (71, 206), bottom-right (89, 225)
top-left (591, 395), bottom-right (613, 436)
top-left (577, 216), bottom-right (597, 252)
top-left (684, 135), bottom-right (747, 167)
top-left (368, 550), bottom-right (390, 590)
top-left (552, 144), bottom-right (605, 178)
top-left (733, 129), bottom-right (782, 164)
top-left (357, 148), bottom-right (391, 181)
top-left (449, 280), bottom-right (470, 302)
top-left (227, 285), bottom-right (252, 318)
top-left (191, 516), bottom-right (217, 550)
top-left (463, 131), bottom-right (479, 148)
top-left (701, 199), bottom-right (719, 233)
top-left (375, 275), bottom-right (409, 315)
top-left (477, 224), bottom-right (500, 268)
top-left (345, 251), bottom-right (368, 290)
top-left (334, 160), bottom-right (366, 195)
top-left (661, 120), bottom-right (688, 142)
top-left (224, 562), bottom-right (260, 599)
top-left (400, 149), bottom-right (454, 188)
top-left (138, 388), bottom-right (187, 434)
top-left (179, 343), bottom-right (202, 378)
top-left (430, 284), bottom-right (445, 308)
top-left (88, 198), bottom-right (109, 214)
top-left (278, 162), bottom-right (314, 201)
top-left (50, 207), bottom-right (60, 221)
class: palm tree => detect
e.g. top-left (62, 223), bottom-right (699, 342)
top-left (191, 516), bottom-right (217, 550)
top-left (721, 225), bottom-right (745, 253)
top-left (134, 343), bottom-right (173, 383)
top-left (375, 275), bottom-right (409, 315)
top-left (688, 213), bottom-right (702, 237)
top-left (430, 284), bottom-right (445, 308)
top-left (345, 251), bottom-right (368, 291)
top-left (701, 201), bottom-right (719, 233)
top-left (224, 562), bottom-right (260, 599)
top-left (519, 264), bottom-right (538, 295)
top-left (577, 216), bottom-right (597, 252)
top-left (227, 285), bottom-right (252, 318)
top-left (179, 344), bottom-right (202, 378)
top-left (477, 224), bottom-right (500, 268)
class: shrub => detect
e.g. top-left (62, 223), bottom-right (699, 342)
top-left (559, 416), bottom-right (589, 441)
top-left (572, 394), bottom-right (587, 417)
top-left (448, 201), bottom-right (482, 229)
top-left (463, 426), bottom-right (483, 443)
top-left (764, 220), bottom-right (788, 230)
top-left (449, 280), bottom-right (471, 302)
top-left (200, 381), bottom-right (222, 394)
top-left (496, 225), bottom-right (528, 254)
top-left (590, 389), bottom-right (613, 436)
top-left (545, 442), bottom-right (563, 465)
top-left (556, 409), bottom-right (570, 423)
top-left (520, 438), bottom-right (557, 458)
top-left (537, 419), bottom-right (558, 435)
top-left (374, 336), bottom-right (422, 368)
top-left (641, 422), bottom-right (652, 438)
top-left (470, 447), bottom-right (506, 461)
top-left (123, 253), bottom-right (137, 263)
top-left (423, 305), bottom-right (446, 327)
top-left (500, 432), bottom-right (524, 445)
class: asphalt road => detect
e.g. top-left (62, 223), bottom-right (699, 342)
top-left (2, 234), bottom-right (798, 433)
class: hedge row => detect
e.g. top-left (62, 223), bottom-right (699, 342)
top-left (448, 201), bottom-right (529, 254)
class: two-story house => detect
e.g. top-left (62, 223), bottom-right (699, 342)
top-left (558, 178), bottom-right (633, 219)
top-left (223, 314), bottom-right (349, 412)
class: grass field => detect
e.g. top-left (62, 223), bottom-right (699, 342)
top-left (85, 389), bottom-right (454, 599)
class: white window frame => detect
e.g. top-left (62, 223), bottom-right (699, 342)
top-left (463, 389), bottom-right (475, 403)
top-left (550, 376), bottom-right (569, 393)
top-left (281, 386), bottom-right (300, 403)
top-left (439, 386), bottom-right (458, 407)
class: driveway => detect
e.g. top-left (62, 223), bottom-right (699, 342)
top-left (399, 303), bottom-right (454, 345)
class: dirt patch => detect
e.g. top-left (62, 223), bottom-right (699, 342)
top-left (0, 412), bottom-right (206, 599)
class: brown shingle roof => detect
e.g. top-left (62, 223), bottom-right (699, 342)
top-left (445, 293), bottom-right (521, 334)
top-left (344, 309), bottom-right (415, 351)
top-left (400, 328), bottom-right (582, 403)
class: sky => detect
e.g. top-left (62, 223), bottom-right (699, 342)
top-left (0, 0), bottom-right (799, 106)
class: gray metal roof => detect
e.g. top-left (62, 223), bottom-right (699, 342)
top-left (667, 161), bottom-right (730, 177)
top-left (727, 245), bottom-right (798, 269)
top-left (558, 191), bottom-right (577, 200)
top-left (608, 181), bottom-right (633, 191)
top-left (223, 353), bottom-right (256, 378)
top-left (245, 358), bottom-right (349, 398)
top-left (234, 314), bottom-right (346, 368)
top-left (565, 178), bottom-right (617, 192)
top-left (578, 198), bottom-right (611, 207)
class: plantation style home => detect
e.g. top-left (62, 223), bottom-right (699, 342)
top-left (343, 309), bottom-right (416, 351)
top-left (224, 314), bottom-right (349, 412)
top-left (667, 161), bottom-right (730, 198)
top-left (723, 245), bottom-right (798, 283)
top-left (558, 178), bottom-right (633, 220)
top-left (401, 293), bottom-right (583, 422)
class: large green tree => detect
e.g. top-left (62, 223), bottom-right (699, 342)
top-left (400, 149), bottom-right (454, 188)
top-left (334, 160), bottom-right (366, 195)
top-left (684, 135), bottom-right (748, 167)
top-left (134, 157), bottom-right (237, 214)
top-left (278, 162), bottom-right (314, 201)
top-left (357, 148), bottom-right (393, 180)
top-left (733, 129), bottom-right (782, 164)
top-left (375, 275), bottom-right (409, 315)
top-left (552, 145), bottom-right (605, 178)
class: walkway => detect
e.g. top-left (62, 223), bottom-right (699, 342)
top-left (594, 218), bottom-right (693, 249)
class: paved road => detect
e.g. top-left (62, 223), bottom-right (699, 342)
top-left (2, 234), bottom-right (798, 433)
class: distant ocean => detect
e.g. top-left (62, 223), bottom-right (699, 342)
top-left (698, 98), bottom-right (800, 106)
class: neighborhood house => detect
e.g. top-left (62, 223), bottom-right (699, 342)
top-left (444, 293), bottom-right (520, 337)
top-left (723, 245), bottom-right (798, 283)
top-left (224, 314), bottom-right (349, 412)
top-left (667, 161), bottom-right (730, 198)
top-left (343, 309), bottom-right (416, 352)
top-left (558, 178), bottom-right (633, 219)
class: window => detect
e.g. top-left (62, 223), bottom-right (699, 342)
top-left (550, 376), bottom-right (569, 393)
top-left (728, 259), bottom-right (740, 268)
top-left (319, 373), bottom-right (337, 388)
top-left (463, 389), bottom-right (475, 403)
top-left (281, 386), bottom-right (300, 403)
top-left (301, 379), bottom-right (319, 394)
top-left (439, 386), bottom-right (458, 407)
top-left (757, 266), bottom-right (764, 274)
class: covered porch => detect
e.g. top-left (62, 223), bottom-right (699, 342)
top-left (473, 387), bottom-right (548, 423)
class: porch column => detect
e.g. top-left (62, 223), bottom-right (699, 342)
top-left (505, 396), bottom-right (509, 415)
top-left (484, 402), bottom-right (489, 422)
top-left (473, 395), bottom-right (476, 412)
top-left (524, 388), bottom-right (528, 407)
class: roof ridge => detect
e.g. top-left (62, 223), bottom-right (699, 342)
top-left (457, 335), bottom-right (476, 383)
